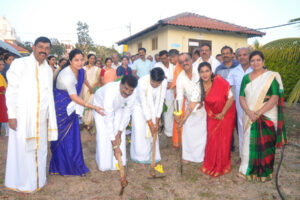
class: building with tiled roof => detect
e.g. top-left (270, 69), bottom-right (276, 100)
top-left (5, 42), bottom-right (29, 56)
top-left (117, 12), bottom-right (265, 56)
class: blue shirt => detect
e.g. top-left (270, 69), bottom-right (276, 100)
top-left (215, 59), bottom-right (239, 80)
top-left (116, 65), bottom-right (132, 76)
top-left (132, 58), bottom-right (152, 78)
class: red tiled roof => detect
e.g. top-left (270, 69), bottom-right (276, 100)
top-left (163, 12), bottom-right (265, 35)
top-left (117, 12), bottom-right (265, 45)
top-left (5, 42), bottom-right (29, 53)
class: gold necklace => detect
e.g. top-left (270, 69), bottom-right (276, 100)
top-left (204, 82), bottom-right (212, 91)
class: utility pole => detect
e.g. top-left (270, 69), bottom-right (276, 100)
top-left (126, 23), bottom-right (131, 36)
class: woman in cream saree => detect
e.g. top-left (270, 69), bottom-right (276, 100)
top-left (80, 54), bottom-right (100, 131)
top-left (238, 51), bottom-right (287, 182)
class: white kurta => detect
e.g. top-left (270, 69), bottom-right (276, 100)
top-left (112, 62), bottom-right (121, 69)
top-left (93, 81), bottom-right (136, 171)
top-left (192, 56), bottom-right (220, 74)
top-left (130, 75), bottom-right (167, 164)
top-left (176, 69), bottom-right (207, 163)
top-left (154, 62), bottom-right (175, 137)
top-left (5, 54), bottom-right (57, 192)
top-left (227, 64), bottom-right (253, 157)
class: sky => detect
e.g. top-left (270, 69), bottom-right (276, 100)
top-left (0, 0), bottom-right (299, 50)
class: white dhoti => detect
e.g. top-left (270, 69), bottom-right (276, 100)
top-left (93, 109), bottom-right (127, 171)
top-left (163, 100), bottom-right (174, 137)
top-left (182, 106), bottom-right (207, 163)
top-left (92, 81), bottom-right (136, 171)
top-left (237, 109), bottom-right (244, 157)
top-left (5, 109), bottom-right (48, 192)
top-left (5, 54), bottom-right (58, 193)
top-left (130, 104), bottom-right (161, 164)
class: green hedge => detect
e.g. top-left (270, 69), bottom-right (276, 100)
top-left (260, 38), bottom-right (300, 99)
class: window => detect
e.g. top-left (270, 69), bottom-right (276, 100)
top-left (137, 42), bottom-right (142, 51)
top-left (152, 37), bottom-right (158, 50)
top-left (188, 39), bottom-right (212, 55)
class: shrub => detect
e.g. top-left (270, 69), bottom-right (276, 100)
top-left (260, 38), bottom-right (300, 99)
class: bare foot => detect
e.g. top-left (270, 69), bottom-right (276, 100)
top-left (236, 172), bottom-right (246, 180)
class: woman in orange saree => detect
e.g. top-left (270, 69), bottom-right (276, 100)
top-left (100, 58), bottom-right (117, 86)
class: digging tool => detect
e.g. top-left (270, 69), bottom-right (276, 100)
top-left (148, 127), bottom-right (166, 179)
top-left (175, 100), bottom-right (183, 176)
top-left (116, 151), bottom-right (128, 196)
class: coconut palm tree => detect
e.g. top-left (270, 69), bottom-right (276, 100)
top-left (287, 18), bottom-right (300, 106)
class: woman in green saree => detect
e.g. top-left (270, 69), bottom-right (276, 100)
top-left (238, 50), bottom-right (287, 182)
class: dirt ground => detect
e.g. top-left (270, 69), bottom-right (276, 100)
top-left (0, 105), bottom-right (299, 200)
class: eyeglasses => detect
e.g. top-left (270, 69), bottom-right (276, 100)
top-left (36, 45), bottom-right (50, 51)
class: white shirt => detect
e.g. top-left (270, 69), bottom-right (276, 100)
top-left (6, 53), bottom-right (58, 144)
top-left (227, 64), bottom-right (253, 101)
top-left (136, 75), bottom-right (167, 123)
top-left (38, 63), bottom-right (50, 113)
top-left (93, 81), bottom-right (136, 140)
top-left (176, 68), bottom-right (200, 109)
top-left (112, 62), bottom-right (121, 69)
top-left (154, 62), bottom-right (175, 101)
top-left (192, 56), bottom-right (220, 74)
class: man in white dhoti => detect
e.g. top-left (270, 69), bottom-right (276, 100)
top-left (93, 75), bottom-right (138, 171)
top-left (5, 37), bottom-right (58, 192)
top-left (193, 44), bottom-right (220, 73)
top-left (227, 47), bottom-right (252, 157)
top-left (175, 53), bottom-right (207, 163)
top-left (130, 68), bottom-right (167, 164)
top-left (154, 50), bottom-right (175, 137)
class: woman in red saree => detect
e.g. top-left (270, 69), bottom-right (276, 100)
top-left (181, 61), bottom-right (236, 177)
top-left (0, 59), bottom-right (8, 137)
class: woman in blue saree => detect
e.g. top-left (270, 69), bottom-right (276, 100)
top-left (49, 49), bottom-right (104, 176)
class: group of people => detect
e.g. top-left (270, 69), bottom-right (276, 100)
top-left (1, 36), bottom-right (287, 193)
top-left (0, 51), bottom-right (15, 137)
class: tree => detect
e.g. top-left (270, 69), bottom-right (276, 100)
top-left (289, 17), bottom-right (300, 28)
top-left (287, 79), bottom-right (300, 106)
top-left (253, 39), bottom-right (260, 50)
top-left (50, 38), bottom-right (66, 59)
top-left (75, 21), bottom-right (95, 55)
top-left (94, 45), bottom-right (119, 59)
top-left (261, 38), bottom-right (300, 100)
top-left (16, 41), bottom-right (33, 53)
top-left (286, 18), bottom-right (300, 105)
